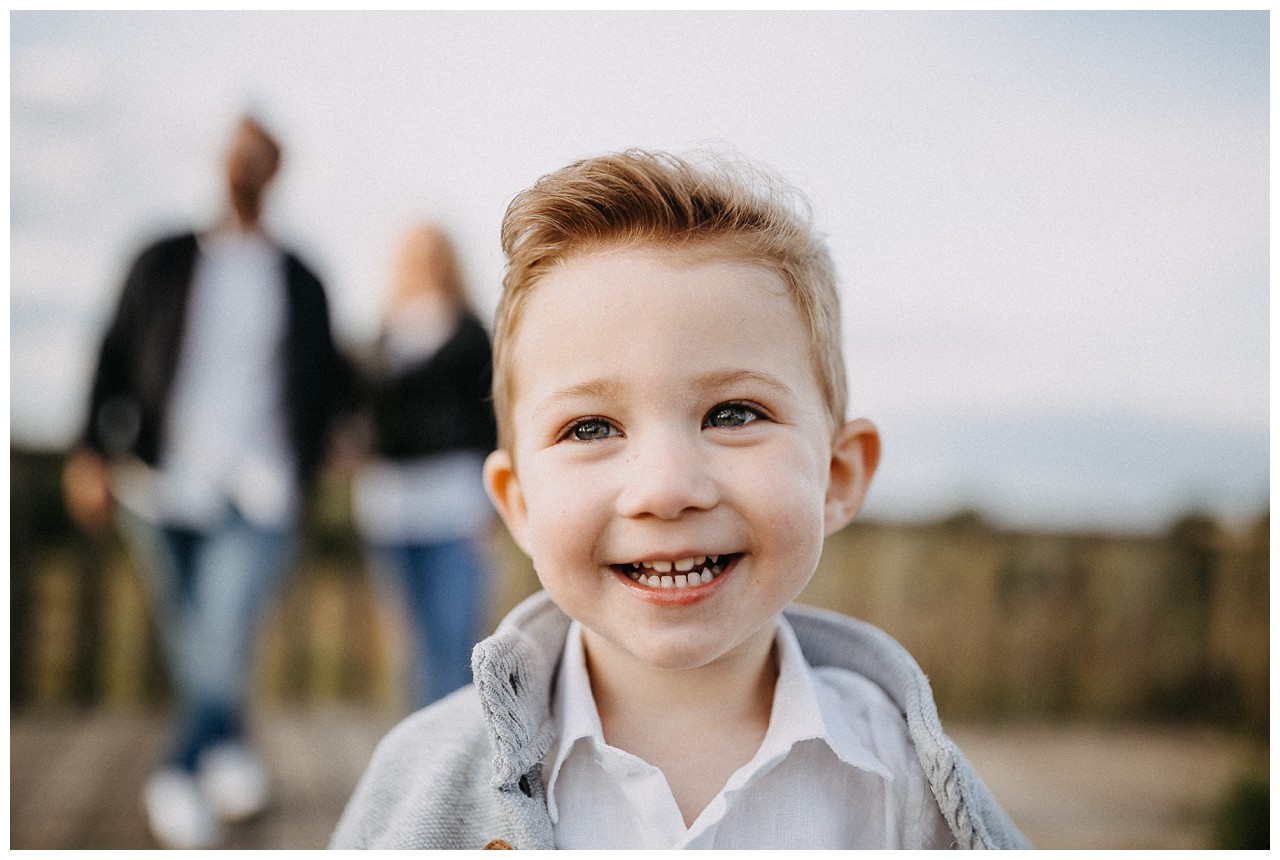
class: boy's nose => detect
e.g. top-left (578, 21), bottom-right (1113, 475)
top-left (614, 431), bottom-right (718, 520)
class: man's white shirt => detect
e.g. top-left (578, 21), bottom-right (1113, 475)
top-left (120, 228), bottom-right (297, 530)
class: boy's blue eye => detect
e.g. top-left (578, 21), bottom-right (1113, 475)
top-left (705, 403), bottom-right (761, 429)
top-left (566, 418), bottom-right (617, 442)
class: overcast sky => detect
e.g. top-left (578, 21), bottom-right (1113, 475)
top-left (10, 11), bottom-right (1269, 533)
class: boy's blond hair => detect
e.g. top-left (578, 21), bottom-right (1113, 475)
top-left (494, 149), bottom-right (847, 451)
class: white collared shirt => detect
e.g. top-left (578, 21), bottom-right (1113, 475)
top-left (545, 618), bottom-right (955, 849)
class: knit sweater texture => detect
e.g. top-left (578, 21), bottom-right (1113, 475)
top-left (330, 590), bottom-right (1030, 849)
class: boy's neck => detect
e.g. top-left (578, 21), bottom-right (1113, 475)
top-left (579, 622), bottom-right (780, 826)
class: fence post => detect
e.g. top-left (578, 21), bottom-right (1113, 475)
top-left (11, 450), bottom-right (35, 708)
top-left (71, 530), bottom-right (108, 706)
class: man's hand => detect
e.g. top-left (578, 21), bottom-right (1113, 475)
top-left (62, 449), bottom-right (113, 534)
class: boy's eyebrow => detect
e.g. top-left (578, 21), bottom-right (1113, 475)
top-left (533, 378), bottom-right (623, 418)
top-left (531, 370), bottom-right (796, 420)
top-left (693, 369), bottom-right (796, 398)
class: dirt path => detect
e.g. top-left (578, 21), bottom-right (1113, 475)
top-left (946, 722), bottom-right (1265, 849)
top-left (10, 710), bottom-right (1263, 849)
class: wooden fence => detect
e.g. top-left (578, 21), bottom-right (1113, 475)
top-left (10, 448), bottom-right (1269, 733)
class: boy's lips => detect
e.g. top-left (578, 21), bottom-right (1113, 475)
top-left (610, 553), bottom-right (741, 590)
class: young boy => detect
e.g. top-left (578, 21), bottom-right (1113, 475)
top-left (331, 151), bottom-right (1029, 849)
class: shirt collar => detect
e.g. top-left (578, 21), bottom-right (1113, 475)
top-left (768, 614), bottom-right (895, 781)
top-left (545, 620), bottom-right (604, 823)
top-left (545, 615), bottom-right (895, 822)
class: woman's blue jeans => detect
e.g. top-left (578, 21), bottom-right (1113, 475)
top-left (370, 537), bottom-right (488, 707)
top-left (118, 505), bottom-right (294, 772)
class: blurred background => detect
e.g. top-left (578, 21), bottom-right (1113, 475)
top-left (10, 10), bottom-right (1268, 850)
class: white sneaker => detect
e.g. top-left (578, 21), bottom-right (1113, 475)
top-left (197, 742), bottom-right (273, 824)
top-left (143, 768), bottom-right (224, 849)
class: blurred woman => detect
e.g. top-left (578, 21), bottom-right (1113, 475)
top-left (352, 224), bottom-right (497, 707)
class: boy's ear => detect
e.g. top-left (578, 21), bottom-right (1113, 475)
top-left (824, 418), bottom-right (881, 536)
top-left (483, 449), bottom-right (533, 556)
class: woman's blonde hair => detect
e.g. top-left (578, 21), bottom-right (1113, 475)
top-left (494, 149), bottom-right (847, 450)
top-left (386, 223), bottom-right (474, 323)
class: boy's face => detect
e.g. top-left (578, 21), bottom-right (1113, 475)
top-left (485, 246), bottom-right (878, 674)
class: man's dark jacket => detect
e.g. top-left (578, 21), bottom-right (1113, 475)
top-left (83, 232), bottom-right (343, 486)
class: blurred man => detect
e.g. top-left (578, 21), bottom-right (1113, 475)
top-left (64, 115), bottom-right (342, 849)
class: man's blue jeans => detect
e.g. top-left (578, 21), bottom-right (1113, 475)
top-left (370, 537), bottom-right (488, 707)
top-left (118, 505), bottom-right (294, 772)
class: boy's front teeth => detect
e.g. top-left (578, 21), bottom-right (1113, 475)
top-left (644, 556), bottom-right (704, 574)
top-left (624, 555), bottom-right (728, 588)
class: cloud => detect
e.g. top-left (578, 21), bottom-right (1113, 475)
top-left (10, 40), bottom-right (101, 110)
top-left (8, 11), bottom-right (1268, 531)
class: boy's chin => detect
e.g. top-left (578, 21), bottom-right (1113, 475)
top-left (582, 621), bottom-right (779, 675)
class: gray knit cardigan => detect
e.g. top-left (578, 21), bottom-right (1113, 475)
top-left (330, 591), bottom-right (1030, 849)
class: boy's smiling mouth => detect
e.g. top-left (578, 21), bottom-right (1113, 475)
top-left (612, 554), bottom-right (740, 589)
